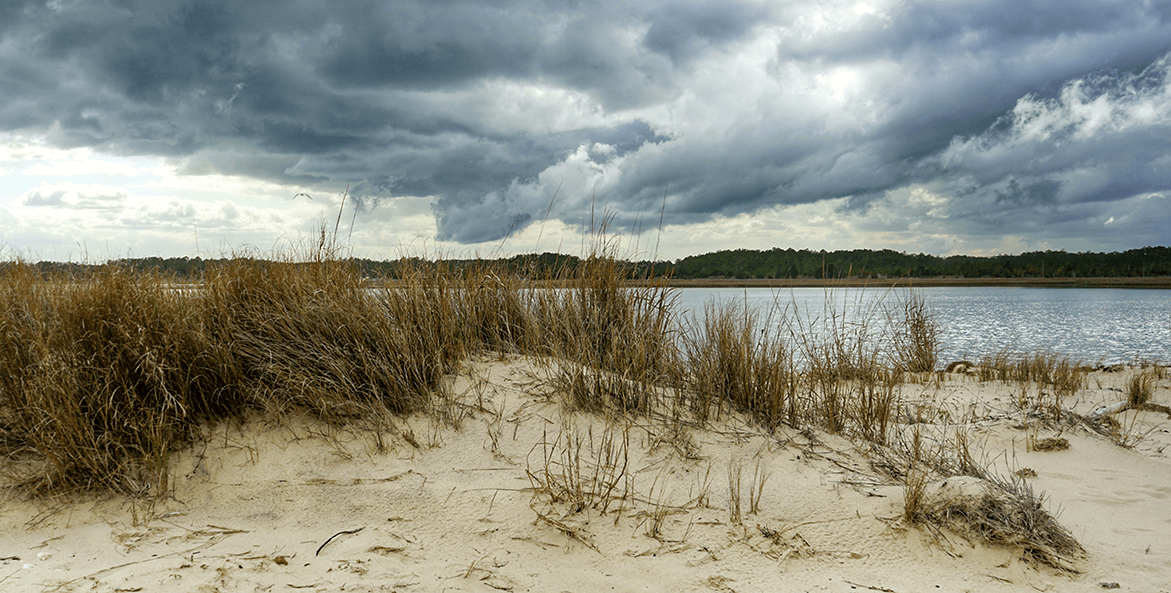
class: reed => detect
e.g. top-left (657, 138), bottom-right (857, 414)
top-left (888, 290), bottom-right (941, 373)
top-left (0, 239), bottom-right (474, 493)
top-left (0, 262), bottom-right (225, 493)
top-left (535, 253), bottom-right (680, 417)
top-left (682, 299), bottom-right (797, 429)
top-left (976, 350), bottom-right (1086, 418)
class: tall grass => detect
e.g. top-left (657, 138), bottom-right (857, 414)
top-left (975, 350), bottom-right (1086, 418)
top-left (889, 290), bottom-right (941, 373)
top-left (534, 253), bottom-right (680, 417)
top-left (0, 262), bottom-right (229, 493)
top-left (0, 249), bottom-right (1058, 486)
top-left (1, 242), bottom-right (1092, 572)
top-left (682, 287), bottom-right (905, 442)
top-left (682, 299), bottom-right (797, 429)
top-left (0, 240), bottom-right (475, 493)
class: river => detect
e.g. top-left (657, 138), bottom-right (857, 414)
top-left (672, 287), bottom-right (1171, 365)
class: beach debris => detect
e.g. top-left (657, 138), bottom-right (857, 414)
top-left (316, 527), bottom-right (365, 556)
top-left (910, 476), bottom-right (1083, 572)
top-left (945, 361), bottom-right (977, 374)
top-left (844, 580), bottom-right (897, 592)
top-left (1030, 437), bottom-right (1070, 452)
top-left (1088, 400), bottom-right (1130, 419)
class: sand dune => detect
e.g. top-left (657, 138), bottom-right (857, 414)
top-left (2, 356), bottom-right (1168, 592)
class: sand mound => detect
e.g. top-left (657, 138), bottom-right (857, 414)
top-left (1, 358), bottom-right (1169, 592)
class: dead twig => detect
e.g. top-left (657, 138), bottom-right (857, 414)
top-left (532, 510), bottom-right (600, 554)
top-left (843, 580), bottom-right (897, 592)
top-left (316, 527), bottom-right (364, 556)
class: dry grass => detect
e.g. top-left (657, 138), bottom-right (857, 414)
top-left (888, 290), bottom-right (941, 373)
top-left (682, 300), bottom-right (797, 429)
top-left (975, 350), bottom-right (1087, 418)
top-left (881, 419), bottom-right (1083, 571)
top-left (0, 237), bottom-right (475, 494)
top-left (525, 419), bottom-right (632, 517)
top-left (0, 237), bottom-right (1089, 575)
top-left (1127, 368), bottom-right (1157, 407)
top-left (534, 253), bottom-right (680, 417)
top-left (908, 474), bottom-right (1083, 572)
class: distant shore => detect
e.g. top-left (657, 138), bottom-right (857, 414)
top-left (655, 276), bottom-right (1171, 288)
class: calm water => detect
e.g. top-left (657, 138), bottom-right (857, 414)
top-left (673, 287), bottom-right (1171, 365)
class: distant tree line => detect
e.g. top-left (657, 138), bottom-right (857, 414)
top-left (11, 246), bottom-right (1171, 280)
top-left (666, 247), bottom-right (1171, 279)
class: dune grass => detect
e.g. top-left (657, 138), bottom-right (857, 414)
top-left (0, 239), bottom-right (1100, 572)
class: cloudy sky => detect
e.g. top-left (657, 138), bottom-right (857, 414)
top-left (2, 0), bottom-right (1170, 262)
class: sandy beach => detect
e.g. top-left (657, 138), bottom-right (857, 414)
top-left (1, 356), bottom-right (1167, 593)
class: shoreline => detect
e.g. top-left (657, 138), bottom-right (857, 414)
top-left (653, 276), bottom-right (1171, 289)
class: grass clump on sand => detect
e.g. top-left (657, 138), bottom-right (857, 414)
top-left (889, 426), bottom-right (1084, 571)
top-left (533, 249), bottom-right (680, 417)
top-left (889, 290), bottom-right (941, 374)
top-left (682, 299), bottom-right (797, 430)
top-left (0, 238), bottom-right (470, 494)
top-left (903, 472), bottom-right (1084, 572)
top-left (0, 261), bottom-right (227, 494)
top-left (974, 350), bottom-right (1087, 419)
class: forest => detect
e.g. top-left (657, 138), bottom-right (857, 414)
top-left (16, 246), bottom-right (1171, 280)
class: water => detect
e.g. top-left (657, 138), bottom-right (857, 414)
top-left (673, 287), bottom-right (1171, 365)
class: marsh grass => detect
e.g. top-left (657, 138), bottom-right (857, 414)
top-left (0, 243), bottom-right (929, 495)
top-left (913, 472), bottom-right (1083, 572)
top-left (525, 419), bottom-right (632, 516)
top-left (1126, 367), bottom-right (1156, 407)
top-left (0, 262), bottom-right (231, 494)
top-left (881, 418), bottom-right (1083, 571)
top-left (726, 457), bottom-right (743, 525)
top-left (0, 237), bottom-right (479, 494)
top-left (683, 300), bottom-right (797, 429)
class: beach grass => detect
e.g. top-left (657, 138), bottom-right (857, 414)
top-left (0, 240), bottom-right (1109, 572)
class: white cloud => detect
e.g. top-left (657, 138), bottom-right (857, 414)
top-left (0, 133), bottom-right (95, 163)
top-left (22, 182), bottom-right (129, 209)
top-left (939, 55), bottom-right (1171, 169)
top-left (22, 159), bottom-right (140, 177)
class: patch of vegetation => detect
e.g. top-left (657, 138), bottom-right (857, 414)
top-left (2, 228), bottom-right (1104, 575)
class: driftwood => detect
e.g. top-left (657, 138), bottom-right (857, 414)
top-left (1087, 400), bottom-right (1129, 419)
top-left (1087, 400), bottom-right (1171, 420)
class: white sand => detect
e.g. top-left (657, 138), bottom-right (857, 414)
top-left (1, 356), bottom-right (1169, 592)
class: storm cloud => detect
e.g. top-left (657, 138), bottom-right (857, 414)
top-left (2, 0), bottom-right (1170, 252)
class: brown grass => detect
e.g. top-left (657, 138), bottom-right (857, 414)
top-left (888, 290), bottom-right (941, 373)
top-left (534, 253), bottom-right (680, 417)
top-left (976, 350), bottom-right (1087, 418)
top-left (682, 300), bottom-right (797, 429)
top-left (0, 235), bottom-right (1090, 574)
top-left (1127, 368), bottom-right (1157, 407)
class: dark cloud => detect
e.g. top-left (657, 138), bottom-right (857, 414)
top-left (3, 0), bottom-right (1170, 252)
top-left (643, 0), bottom-right (771, 64)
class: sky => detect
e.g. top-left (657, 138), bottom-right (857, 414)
top-left (1, 0), bottom-right (1170, 263)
